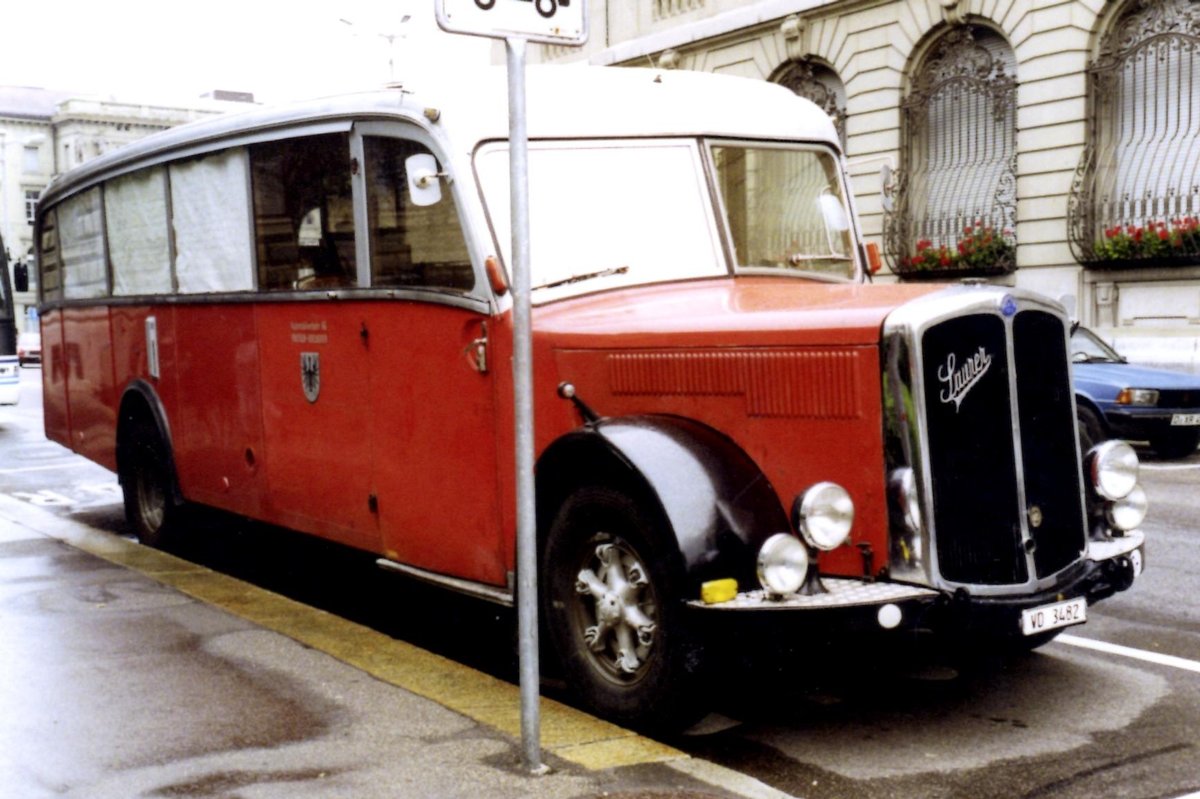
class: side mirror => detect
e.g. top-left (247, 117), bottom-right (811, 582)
top-left (880, 163), bottom-right (894, 213)
top-left (818, 190), bottom-right (850, 232)
top-left (406, 153), bottom-right (444, 207)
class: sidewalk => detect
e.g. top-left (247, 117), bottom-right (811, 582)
top-left (0, 494), bottom-right (794, 799)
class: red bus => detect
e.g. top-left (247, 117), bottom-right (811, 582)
top-left (34, 67), bottom-right (1147, 729)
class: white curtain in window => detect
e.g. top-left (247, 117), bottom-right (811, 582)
top-left (107, 166), bottom-right (172, 295)
top-left (171, 148), bottom-right (253, 293)
top-left (60, 187), bottom-right (107, 299)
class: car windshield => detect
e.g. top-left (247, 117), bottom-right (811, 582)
top-left (710, 142), bottom-right (857, 280)
top-left (474, 139), bottom-right (726, 304)
top-left (1071, 325), bottom-right (1125, 364)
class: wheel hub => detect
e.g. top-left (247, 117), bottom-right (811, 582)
top-left (575, 542), bottom-right (657, 678)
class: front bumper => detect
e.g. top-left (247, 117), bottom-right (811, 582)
top-left (690, 531), bottom-right (1144, 639)
top-left (1105, 407), bottom-right (1200, 440)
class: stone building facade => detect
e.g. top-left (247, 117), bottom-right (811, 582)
top-left (1, 87), bottom-right (249, 332)
top-left (533, 0), bottom-right (1200, 371)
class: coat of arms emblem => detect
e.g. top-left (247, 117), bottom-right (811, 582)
top-left (300, 352), bottom-right (320, 403)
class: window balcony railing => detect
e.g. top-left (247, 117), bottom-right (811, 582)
top-left (884, 25), bottom-right (1018, 281)
top-left (1067, 0), bottom-right (1200, 270)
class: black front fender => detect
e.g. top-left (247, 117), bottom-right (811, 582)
top-left (537, 416), bottom-right (789, 591)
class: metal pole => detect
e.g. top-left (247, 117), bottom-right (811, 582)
top-left (506, 35), bottom-right (545, 775)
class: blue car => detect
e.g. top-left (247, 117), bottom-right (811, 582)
top-left (1072, 324), bottom-right (1200, 459)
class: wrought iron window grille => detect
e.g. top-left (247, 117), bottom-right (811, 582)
top-left (774, 59), bottom-right (848, 150)
top-left (1068, 0), bottom-right (1200, 269)
top-left (885, 25), bottom-right (1018, 280)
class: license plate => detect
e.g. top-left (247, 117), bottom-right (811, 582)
top-left (1020, 597), bottom-right (1087, 636)
top-left (1171, 413), bottom-right (1200, 426)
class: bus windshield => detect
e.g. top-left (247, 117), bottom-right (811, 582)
top-left (711, 143), bottom-right (857, 280)
top-left (474, 139), bottom-right (727, 304)
top-left (474, 138), bottom-right (858, 303)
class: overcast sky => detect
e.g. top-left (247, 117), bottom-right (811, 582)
top-left (1, 0), bottom-right (494, 105)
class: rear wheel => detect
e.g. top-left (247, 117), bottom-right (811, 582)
top-left (542, 486), bottom-right (703, 731)
top-left (119, 420), bottom-right (182, 548)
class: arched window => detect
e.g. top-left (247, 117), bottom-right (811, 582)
top-left (1068, 0), bottom-right (1200, 267)
top-left (886, 25), bottom-right (1017, 278)
top-left (773, 60), bottom-right (847, 150)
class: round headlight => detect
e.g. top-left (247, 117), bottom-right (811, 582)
top-left (794, 482), bottom-right (855, 551)
top-left (1106, 483), bottom-right (1148, 531)
top-left (1089, 440), bottom-right (1140, 500)
top-left (757, 533), bottom-right (810, 596)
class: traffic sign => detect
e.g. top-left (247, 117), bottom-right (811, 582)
top-left (435, 0), bottom-right (587, 45)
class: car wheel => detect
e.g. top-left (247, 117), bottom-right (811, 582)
top-left (542, 486), bottom-right (704, 731)
top-left (1150, 428), bottom-right (1200, 460)
top-left (120, 421), bottom-right (183, 548)
top-left (1076, 405), bottom-right (1105, 455)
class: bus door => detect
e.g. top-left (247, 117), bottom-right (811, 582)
top-left (354, 127), bottom-right (506, 588)
top-left (251, 131), bottom-right (380, 552)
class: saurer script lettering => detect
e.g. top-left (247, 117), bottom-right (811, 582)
top-left (938, 347), bottom-right (992, 412)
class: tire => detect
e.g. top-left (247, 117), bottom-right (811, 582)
top-left (1150, 428), bottom-right (1200, 459)
top-left (542, 486), bottom-right (704, 731)
top-left (119, 420), bottom-right (182, 548)
top-left (1076, 405), bottom-right (1105, 456)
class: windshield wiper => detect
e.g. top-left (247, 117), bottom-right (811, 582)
top-left (787, 253), bottom-right (852, 265)
top-left (532, 265), bottom-right (629, 292)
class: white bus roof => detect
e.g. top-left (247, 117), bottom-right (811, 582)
top-left (40, 66), bottom-right (840, 207)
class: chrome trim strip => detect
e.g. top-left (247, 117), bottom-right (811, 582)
top-left (1087, 530), bottom-right (1144, 562)
top-left (376, 558), bottom-right (515, 607)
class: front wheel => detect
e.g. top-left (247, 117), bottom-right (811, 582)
top-left (542, 486), bottom-right (703, 731)
top-left (1077, 405), bottom-right (1105, 456)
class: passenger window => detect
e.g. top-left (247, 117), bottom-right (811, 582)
top-left (107, 166), bottom-right (172, 295)
top-left (250, 134), bottom-right (357, 291)
top-left (364, 137), bottom-right (474, 291)
top-left (39, 208), bottom-right (62, 301)
top-left (59, 187), bottom-right (108, 299)
top-left (170, 148), bottom-right (254, 293)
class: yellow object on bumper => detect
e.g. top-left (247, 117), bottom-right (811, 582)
top-left (700, 578), bottom-right (738, 604)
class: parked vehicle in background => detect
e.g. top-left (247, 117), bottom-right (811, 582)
top-left (0, 236), bottom-right (19, 405)
top-left (17, 331), bottom-right (41, 366)
top-left (1072, 323), bottom-right (1200, 458)
top-left (33, 67), bottom-right (1149, 729)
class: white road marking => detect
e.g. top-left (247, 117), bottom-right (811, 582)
top-left (1058, 634), bottom-right (1200, 675)
top-left (669, 757), bottom-right (801, 799)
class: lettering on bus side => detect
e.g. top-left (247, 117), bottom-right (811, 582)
top-left (290, 320), bottom-right (329, 345)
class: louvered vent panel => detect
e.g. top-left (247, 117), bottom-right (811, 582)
top-left (608, 350), bottom-right (861, 419)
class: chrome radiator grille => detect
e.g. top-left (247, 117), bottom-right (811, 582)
top-left (883, 289), bottom-right (1088, 593)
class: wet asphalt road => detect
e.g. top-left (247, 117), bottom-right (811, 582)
top-left (3, 366), bottom-right (1200, 798)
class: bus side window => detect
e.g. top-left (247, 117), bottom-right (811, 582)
top-left (250, 134), bottom-right (357, 291)
top-left (364, 137), bottom-right (474, 292)
top-left (170, 148), bottom-right (254, 293)
top-left (59, 187), bottom-right (108, 300)
top-left (107, 166), bottom-right (172, 296)
top-left (39, 209), bottom-right (62, 301)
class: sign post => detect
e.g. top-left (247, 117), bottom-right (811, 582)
top-left (436, 0), bottom-right (587, 775)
